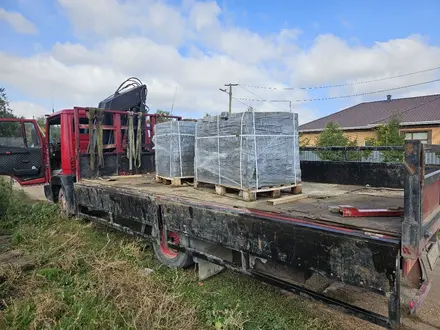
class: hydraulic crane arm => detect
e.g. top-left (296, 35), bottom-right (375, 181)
top-left (98, 77), bottom-right (149, 113)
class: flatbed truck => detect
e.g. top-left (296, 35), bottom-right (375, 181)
top-left (1, 107), bottom-right (439, 329)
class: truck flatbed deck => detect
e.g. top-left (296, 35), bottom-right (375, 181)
top-left (80, 175), bottom-right (404, 236)
top-left (4, 109), bottom-right (439, 329)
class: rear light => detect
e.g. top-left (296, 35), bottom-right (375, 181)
top-left (409, 300), bottom-right (415, 311)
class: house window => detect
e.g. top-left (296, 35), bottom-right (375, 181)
top-left (404, 131), bottom-right (430, 144)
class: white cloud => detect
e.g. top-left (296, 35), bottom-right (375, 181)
top-left (289, 34), bottom-right (440, 90)
top-left (188, 1), bottom-right (221, 31)
top-left (57, 0), bottom-right (187, 45)
top-left (10, 101), bottom-right (48, 118)
top-left (2, 1), bottom-right (440, 127)
top-left (0, 7), bottom-right (38, 34)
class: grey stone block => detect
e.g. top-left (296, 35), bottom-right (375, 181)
top-left (195, 111), bottom-right (301, 190)
top-left (154, 121), bottom-right (196, 178)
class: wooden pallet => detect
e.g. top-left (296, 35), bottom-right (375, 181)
top-left (155, 175), bottom-right (194, 186)
top-left (194, 180), bottom-right (302, 202)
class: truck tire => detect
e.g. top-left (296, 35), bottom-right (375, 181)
top-left (153, 230), bottom-right (193, 268)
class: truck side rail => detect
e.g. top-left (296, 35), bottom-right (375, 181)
top-left (300, 145), bottom-right (406, 188)
top-left (401, 141), bottom-right (440, 314)
top-left (72, 107), bottom-right (181, 179)
top-left (403, 141), bottom-right (440, 258)
top-left (300, 146), bottom-right (405, 151)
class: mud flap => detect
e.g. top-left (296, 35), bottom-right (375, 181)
top-left (60, 175), bottom-right (76, 216)
top-left (409, 240), bottom-right (439, 315)
top-left (190, 239), bottom-right (232, 281)
top-left (43, 184), bottom-right (54, 202)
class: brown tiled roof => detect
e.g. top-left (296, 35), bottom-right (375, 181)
top-left (299, 94), bottom-right (440, 131)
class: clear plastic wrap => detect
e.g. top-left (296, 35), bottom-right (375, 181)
top-left (195, 111), bottom-right (301, 190)
top-left (153, 121), bottom-right (196, 178)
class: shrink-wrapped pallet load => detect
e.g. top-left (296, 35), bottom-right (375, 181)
top-left (195, 111), bottom-right (301, 199)
top-left (154, 121), bottom-right (196, 181)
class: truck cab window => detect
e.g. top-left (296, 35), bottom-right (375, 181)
top-left (24, 122), bottom-right (40, 148)
top-left (48, 119), bottom-right (62, 172)
top-left (49, 124), bottom-right (61, 143)
top-left (0, 122), bottom-right (24, 147)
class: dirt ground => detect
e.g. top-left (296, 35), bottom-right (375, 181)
top-left (13, 183), bottom-right (440, 330)
top-left (302, 270), bottom-right (440, 330)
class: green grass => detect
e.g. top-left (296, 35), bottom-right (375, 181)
top-left (0, 179), bottom-right (336, 330)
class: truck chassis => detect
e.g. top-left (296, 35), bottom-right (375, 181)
top-left (2, 108), bottom-right (440, 329)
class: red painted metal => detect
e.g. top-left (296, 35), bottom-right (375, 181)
top-left (160, 230), bottom-right (180, 258)
top-left (418, 208), bottom-right (440, 252)
top-left (73, 108), bottom-right (81, 181)
top-left (402, 258), bottom-right (418, 277)
top-left (3, 107), bottom-right (181, 183)
top-left (145, 115), bottom-right (154, 149)
top-left (409, 281), bottom-right (432, 314)
top-left (338, 206), bottom-right (404, 217)
top-left (402, 258), bottom-right (423, 288)
top-left (0, 118), bottom-right (49, 186)
top-left (69, 107), bottom-right (180, 172)
top-left (60, 111), bottom-right (73, 175)
top-left (422, 180), bottom-right (440, 222)
top-left (78, 124), bottom-right (128, 131)
top-left (114, 114), bottom-right (122, 153)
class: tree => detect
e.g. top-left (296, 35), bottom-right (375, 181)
top-left (0, 87), bottom-right (15, 119)
top-left (155, 109), bottom-right (172, 123)
top-left (36, 116), bottom-right (46, 134)
top-left (316, 122), bottom-right (361, 161)
top-left (369, 114), bottom-right (405, 162)
top-left (0, 88), bottom-right (22, 142)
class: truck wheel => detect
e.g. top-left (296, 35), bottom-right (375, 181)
top-left (153, 230), bottom-right (193, 268)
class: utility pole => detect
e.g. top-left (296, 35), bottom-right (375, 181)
top-left (219, 83), bottom-right (238, 113)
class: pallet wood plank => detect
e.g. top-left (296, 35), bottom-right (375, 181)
top-left (266, 194), bottom-right (309, 206)
top-left (195, 180), bottom-right (302, 202)
top-left (156, 175), bottom-right (194, 187)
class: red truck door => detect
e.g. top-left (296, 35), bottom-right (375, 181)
top-left (0, 118), bottom-right (48, 185)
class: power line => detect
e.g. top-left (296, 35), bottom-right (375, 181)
top-left (239, 85), bottom-right (290, 111)
top-left (231, 96), bottom-right (252, 108)
top-left (234, 78), bottom-right (440, 103)
top-left (239, 65), bottom-right (440, 90)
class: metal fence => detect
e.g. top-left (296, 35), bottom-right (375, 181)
top-left (300, 149), bottom-right (440, 165)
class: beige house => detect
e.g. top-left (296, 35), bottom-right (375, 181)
top-left (299, 94), bottom-right (440, 146)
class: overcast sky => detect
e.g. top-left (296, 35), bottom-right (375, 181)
top-left (1, 0), bottom-right (440, 124)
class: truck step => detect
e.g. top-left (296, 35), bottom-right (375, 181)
top-left (155, 175), bottom-right (194, 186)
top-left (194, 180), bottom-right (302, 202)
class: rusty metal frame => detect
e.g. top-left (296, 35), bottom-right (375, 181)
top-left (171, 244), bottom-right (400, 329)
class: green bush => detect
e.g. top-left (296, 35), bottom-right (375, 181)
top-left (316, 122), bottom-right (366, 161)
top-left (371, 116), bottom-right (405, 162)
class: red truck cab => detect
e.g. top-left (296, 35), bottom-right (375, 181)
top-left (0, 107), bottom-right (180, 207)
top-left (0, 117), bottom-right (48, 185)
